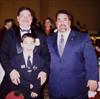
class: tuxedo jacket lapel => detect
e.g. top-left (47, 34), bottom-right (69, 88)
top-left (20, 53), bottom-right (26, 64)
top-left (60, 30), bottom-right (76, 57)
top-left (15, 27), bottom-right (22, 42)
top-left (50, 31), bottom-right (76, 58)
top-left (31, 28), bottom-right (37, 38)
top-left (15, 28), bottom-right (22, 54)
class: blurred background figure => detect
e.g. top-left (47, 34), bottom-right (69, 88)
top-left (42, 17), bottom-right (55, 36)
top-left (30, 10), bottom-right (43, 32)
top-left (41, 17), bottom-right (55, 98)
top-left (95, 39), bottom-right (100, 67)
top-left (0, 18), bottom-right (17, 30)
top-left (0, 18), bottom-right (17, 46)
top-left (74, 21), bottom-right (88, 33)
top-left (75, 21), bottom-right (83, 32)
top-left (96, 46), bottom-right (100, 54)
top-left (31, 17), bottom-right (43, 32)
top-left (81, 24), bottom-right (88, 33)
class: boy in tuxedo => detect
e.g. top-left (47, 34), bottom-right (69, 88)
top-left (10, 33), bottom-right (46, 99)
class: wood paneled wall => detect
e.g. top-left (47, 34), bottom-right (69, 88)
top-left (0, 0), bottom-right (100, 31)
top-left (0, 0), bottom-right (40, 27)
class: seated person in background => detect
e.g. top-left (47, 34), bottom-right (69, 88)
top-left (10, 33), bottom-right (47, 99)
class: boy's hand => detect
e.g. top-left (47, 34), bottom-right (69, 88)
top-left (37, 71), bottom-right (47, 86)
top-left (31, 92), bottom-right (38, 98)
top-left (10, 69), bottom-right (20, 85)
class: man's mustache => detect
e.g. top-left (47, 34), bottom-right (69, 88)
top-left (59, 24), bottom-right (66, 27)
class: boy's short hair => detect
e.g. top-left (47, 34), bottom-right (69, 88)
top-left (21, 33), bottom-right (34, 42)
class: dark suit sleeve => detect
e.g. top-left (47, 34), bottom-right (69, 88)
top-left (83, 35), bottom-right (99, 81)
top-left (37, 33), bottom-right (50, 75)
top-left (0, 30), bottom-right (14, 74)
top-left (18, 78), bottom-right (30, 89)
top-left (19, 78), bottom-right (41, 94)
top-left (31, 79), bottom-right (41, 94)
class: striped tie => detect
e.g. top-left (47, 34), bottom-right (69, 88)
top-left (58, 34), bottom-right (64, 57)
top-left (27, 56), bottom-right (32, 69)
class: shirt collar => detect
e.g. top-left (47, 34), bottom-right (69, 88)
top-left (23, 52), bottom-right (33, 64)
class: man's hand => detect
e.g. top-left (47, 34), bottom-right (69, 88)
top-left (37, 71), bottom-right (47, 86)
top-left (87, 80), bottom-right (98, 91)
top-left (10, 69), bottom-right (20, 85)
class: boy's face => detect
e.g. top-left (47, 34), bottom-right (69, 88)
top-left (21, 37), bottom-right (35, 53)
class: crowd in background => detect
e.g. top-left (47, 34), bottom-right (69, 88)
top-left (0, 16), bottom-right (92, 40)
top-left (1, 16), bottom-right (100, 58)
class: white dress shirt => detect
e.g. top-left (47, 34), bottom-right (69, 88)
top-left (20, 26), bottom-right (31, 37)
top-left (23, 52), bottom-right (33, 67)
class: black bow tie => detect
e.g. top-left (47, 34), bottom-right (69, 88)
top-left (20, 28), bottom-right (31, 32)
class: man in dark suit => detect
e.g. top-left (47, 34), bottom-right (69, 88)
top-left (47, 10), bottom-right (98, 99)
top-left (0, 7), bottom-right (50, 99)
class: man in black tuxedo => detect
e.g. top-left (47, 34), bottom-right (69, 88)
top-left (0, 7), bottom-right (50, 99)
